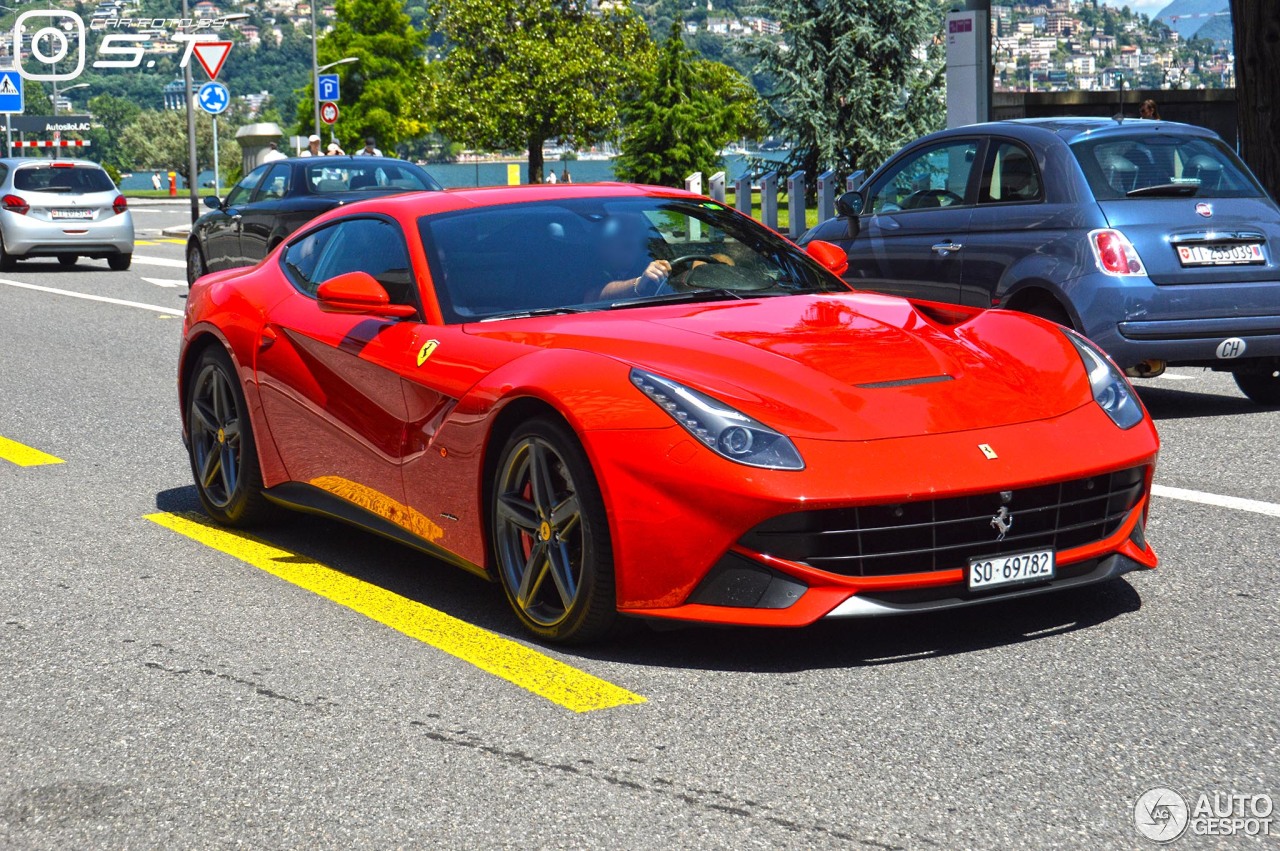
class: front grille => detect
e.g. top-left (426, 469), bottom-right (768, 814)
top-left (739, 467), bottom-right (1147, 577)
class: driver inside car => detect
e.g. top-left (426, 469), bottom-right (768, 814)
top-left (591, 215), bottom-right (736, 302)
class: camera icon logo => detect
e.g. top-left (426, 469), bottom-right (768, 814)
top-left (14, 11), bottom-right (86, 82)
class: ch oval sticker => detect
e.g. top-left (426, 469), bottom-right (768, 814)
top-left (1215, 337), bottom-right (1246, 360)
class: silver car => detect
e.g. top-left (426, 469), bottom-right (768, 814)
top-left (0, 158), bottom-right (134, 271)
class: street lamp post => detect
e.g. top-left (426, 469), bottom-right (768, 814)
top-left (50, 82), bottom-right (88, 160)
top-left (181, 0), bottom-right (199, 223)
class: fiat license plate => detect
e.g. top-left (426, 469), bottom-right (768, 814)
top-left (1177, 243), bottom-right (1264, 267)
top-left (968, 550), bottom-right (1055, 590)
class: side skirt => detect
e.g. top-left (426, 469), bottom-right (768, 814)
top-left (261, 481), bottom-right (493, 582)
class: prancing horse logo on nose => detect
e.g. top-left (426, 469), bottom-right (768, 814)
top-left (990, 506), bottom-right (1013, 541)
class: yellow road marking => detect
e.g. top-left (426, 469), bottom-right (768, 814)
top-left (0, 434), bottom-right (64, 466)
top-left (144, 511), bottom-right (646, 713)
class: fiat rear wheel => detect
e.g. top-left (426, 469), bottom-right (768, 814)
top-left (1233, 360), bottom-right (1280, 406)
top-left (186, 347), bottom-right (273, 525)
top-left (490, 418), bottom-right (617, 644)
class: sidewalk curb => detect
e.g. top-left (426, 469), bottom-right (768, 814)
top-left (161, 225), bottom-right (192, 238)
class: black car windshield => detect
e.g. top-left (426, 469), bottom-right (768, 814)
top-left (14, 165), bottom-right (114, 194)
top-left (304, 161), bottom-right (441, 194)
top-left (1072, 134), bottom-right (1263, 200)
top-left (419, 196), bottom-right (849, 322)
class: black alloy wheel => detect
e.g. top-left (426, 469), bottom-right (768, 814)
top-left (490, 418), bottom-right (617, 643)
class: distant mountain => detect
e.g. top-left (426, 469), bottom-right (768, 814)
top-left (1155, 0), bottom-right (1232, 45)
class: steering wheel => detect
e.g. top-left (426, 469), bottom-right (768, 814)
top-left (670, 254), bottom-right (730, 273)
top-left (902, 189), bottom-right (963, 210)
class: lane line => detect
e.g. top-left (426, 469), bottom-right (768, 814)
top-left (144, 511), bottom-right (646, 713)
top-left (1152, 485), bottom-right (1280, 519)
top-left (0, 434), bottom-right (64, 466)
top-left (141, 276), bottom-right (186, 288)
top-left (0, 278), bottom-right (183, 316)
top-left (132, 254), bottom-right (186, 269)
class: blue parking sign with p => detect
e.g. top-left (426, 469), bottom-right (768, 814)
top-left (0, 70), bottom-right (24, 114)
top-left (317, 74), bottom-right (340, 102)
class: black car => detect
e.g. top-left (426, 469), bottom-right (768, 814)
top-left (186, 156), bottom-right (442, 283)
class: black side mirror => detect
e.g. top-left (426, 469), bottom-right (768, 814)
top-left (836, 191), bottom-right (865, 218)
top-left (203, 196), bottom-right (223, 210)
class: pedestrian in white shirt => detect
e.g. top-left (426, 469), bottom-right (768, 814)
top-left (300, 135), bottom-right (322, 157)
top-left (357, 137), bottom-right (382, 156)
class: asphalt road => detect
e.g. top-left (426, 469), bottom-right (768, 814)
top-left (1, 205), bottom-right (1276, 849)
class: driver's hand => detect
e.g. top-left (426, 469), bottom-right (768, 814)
top-left (639, 260), bottom-right (671, 289)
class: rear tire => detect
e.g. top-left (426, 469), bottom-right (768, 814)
top-left (187, 242), bottom-right (206, 285)
top-left (0, 239), bottom-right (17, 272)
top-left (186, 346), bottom-right (274, 526)
top-left (58, 255), bottom-right (78, 268)
top-left (1233, 361), bottom-right (1280, 406)
top-left (108, 254), bottom-right (131, 271)
top-left (489, 417), bottom-right (618, 644)
top-left (1018, 299), bottom-right (1072, 328)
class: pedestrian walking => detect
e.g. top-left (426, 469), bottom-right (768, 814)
top-left (1139, 99), bottom-right (1161, 120)
top-left (326, 142), bottom-right (346, 156)
top-left (357, 137), bottom-right (382, 156)
top-left (301, 135), bottom-right (322, 157)
top-left (151, 172), bottom-right (162, 191)
top-left (561, 166), bottom-right (572, 184)
top-left (263, 142), bottom-right (287, 162)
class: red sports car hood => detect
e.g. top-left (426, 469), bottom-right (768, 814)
top-left (466, 293), bottom-right (1091, 440)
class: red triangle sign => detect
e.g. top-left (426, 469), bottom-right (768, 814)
top-left (192, 41), bottom-right (233, 80)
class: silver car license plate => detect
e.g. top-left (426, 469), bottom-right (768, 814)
top-left (51, 209), bottom-right (95, 220)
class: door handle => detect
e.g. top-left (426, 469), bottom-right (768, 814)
top-left (931, 241), bottom-right (963, 256)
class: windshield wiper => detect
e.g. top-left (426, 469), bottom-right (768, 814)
top-left (607, 288), bottom-right (746, 310)
top-left (1127, 183), bottom-right (1200, 198)
top-left (479, 306), bottom-right (591, 321)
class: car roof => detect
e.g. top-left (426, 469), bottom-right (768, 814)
top-left (940, 117), bottom-right (1221, 145)
top-left (325, 182), bottom-right (699, 221)
top-left (279, 155), bottom-right (419, 166)
top-left (0, 158), bottom-right (105, 168)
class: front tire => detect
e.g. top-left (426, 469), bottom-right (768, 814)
top-left (1233, 360), bottom-right (1280, 406)
top-left (186, 346), bottom-right (273, 525)
top-left (108, 253), bottom-right (131, 271)
top-left (187, 241), bottom-right (206, 285)
top-left (490, 417), bottom-right (618, 644)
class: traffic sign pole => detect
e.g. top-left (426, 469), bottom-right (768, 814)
top-left (213, 117), bottom-right (220, 198)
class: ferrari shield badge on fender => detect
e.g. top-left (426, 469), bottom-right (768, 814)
top-left (417, 339), bottom-right (440, 367)
top-left (978, 443), bottom-right (998, 459)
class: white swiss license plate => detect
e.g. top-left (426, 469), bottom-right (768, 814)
top-left (1176, 243), bottom-right (1265, 267)
top-left (52, 209), bottom-right (94, 220)
top-left (968, 550), bottom-right (1055, 590)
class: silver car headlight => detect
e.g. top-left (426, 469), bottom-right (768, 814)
top-left (1063, 330), bottom-right (1145, 430)
top-left (630, 368), bottom-right (805, 470)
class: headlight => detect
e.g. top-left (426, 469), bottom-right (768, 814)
top-left (629, 368), bottom-right (805, 470)
top-left (1063, 330), bottom-right (1145, 429)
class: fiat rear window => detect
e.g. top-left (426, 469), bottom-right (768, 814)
top-left (1072, 134), bottom-right (1263, 200)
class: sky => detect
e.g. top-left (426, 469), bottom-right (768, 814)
top-left (1106, 0), bottom-right (1173, 15)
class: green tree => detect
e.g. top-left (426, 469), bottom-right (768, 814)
top-left (301, 0), bottom-right (427, 152)
top-left (85, 94), bottom-right (141, 172)
top-left (746, 0), bottom-right (946, 193)
top-left (425, 0), bottom-right (653, 183)
top-left (615, 22), bottom-right (761, 187)
top-left (117, 109), bottom-right (241, 189)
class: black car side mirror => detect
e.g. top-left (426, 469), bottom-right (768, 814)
top-left (203, 196), bottom-right (223, 211)
top-left (836, 191), bottom-right (864, 218)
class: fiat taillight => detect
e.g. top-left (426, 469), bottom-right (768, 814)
top-left (1089, 229), bottom-right (1146, 276)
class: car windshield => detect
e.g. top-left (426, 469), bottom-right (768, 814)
top-left (1072, 133), bottom-right (1262, 200)
top-left (418, 196), bottom-right (849, 322)
top-left (13, 165), bottom-right (115, 194)
top-left (304, 162), bottom-right (441, 194)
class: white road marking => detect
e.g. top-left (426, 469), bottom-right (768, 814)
top-left (132, 254), bottom-right (186, 269)
top-left (142, 277), bottom-right (186, 288)
top-left (1152, 485), bottom-right (1280, 519)
top-left (0, 278), bottom-right (184, 316)
top-left (1158, 374), bottom-right (1194, 381)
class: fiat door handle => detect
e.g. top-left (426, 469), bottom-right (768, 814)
top-left (931, 241), bottom-right (963, 256)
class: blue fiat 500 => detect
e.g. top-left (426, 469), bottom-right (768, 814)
top-left (801, 118), bottom-right (1280, 405)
